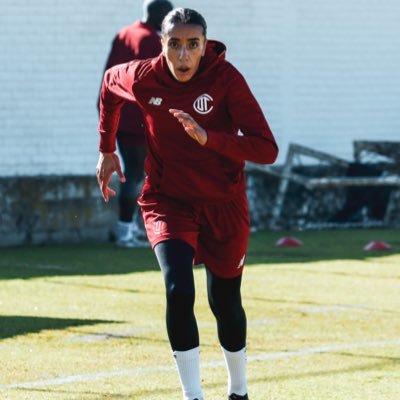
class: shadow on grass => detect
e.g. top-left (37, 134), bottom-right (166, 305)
top-left (0, 244), bottom-right (159, 280)
top-left (0, 315), bottom-right (120, 340)
top-left (0, 229), bottom-right (398, 280)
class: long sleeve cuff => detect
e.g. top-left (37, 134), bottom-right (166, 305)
top-left (204, 130), bottom-right (225, 152)
top-left (99, 129), bottom-right (117, 153)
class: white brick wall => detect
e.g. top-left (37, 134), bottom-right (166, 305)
top-left (290, 0), bottom-right (400, 161)
top-left (1, 0), bottom-right (400, 176)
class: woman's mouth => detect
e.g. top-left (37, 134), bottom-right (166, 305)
top-left (177, 67), bottom-right (190, 74)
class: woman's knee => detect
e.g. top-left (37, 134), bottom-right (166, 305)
top-left (207, 272), bottom-right (243, 320)
top-left (166, 282), bottom-right (195, 311)
top-left (213, 297), bottom-right (243, 322)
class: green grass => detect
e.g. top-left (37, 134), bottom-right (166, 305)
top-left (0, 229), bottom-right (399, 399)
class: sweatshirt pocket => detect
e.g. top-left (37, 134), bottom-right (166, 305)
top-left (159, 159), bottom-right (243, 201)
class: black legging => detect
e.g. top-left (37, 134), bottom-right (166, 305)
top-left (154, 239), bottom-right (246, 352)
top-left (117, 140), bottom-right (146, 222)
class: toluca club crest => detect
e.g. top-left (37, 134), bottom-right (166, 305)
top-left (193, 93), bottom-right (214, 115)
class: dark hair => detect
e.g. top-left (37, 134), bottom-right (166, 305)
top-left (143, 0), bottom-right (173, 29)
top-left (161, 8), bottom-right (207, 37)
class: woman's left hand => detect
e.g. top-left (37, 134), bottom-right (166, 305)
top-left (169, 109), bottom-right (208, 146)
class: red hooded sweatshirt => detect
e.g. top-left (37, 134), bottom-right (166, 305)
top-left (101, 21), bottom-right (162, 146)
top-left (99, 40), bottom-right (278, 203)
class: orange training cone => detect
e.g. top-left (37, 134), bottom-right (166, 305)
top-left (363, 240), bottom-right (392, 251)
top-left (276, 236), bottom-right (303, 247)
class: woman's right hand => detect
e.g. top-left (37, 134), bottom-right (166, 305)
top-left (96, 152), bottom-right (125, 202)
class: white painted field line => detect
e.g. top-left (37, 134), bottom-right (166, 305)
top-left (0, 365), bottom-right (174, 390)
top-left (15, 263), bottom-right (73, 271)
top-left (1, 338), bottom-right (400, 390)
top-left (246, 339), bottom-right (400, 362)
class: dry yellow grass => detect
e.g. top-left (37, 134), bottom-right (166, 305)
top-left (0, 229), bottom-right (399, 399)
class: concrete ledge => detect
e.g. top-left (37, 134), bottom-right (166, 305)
top-left (0, 176), bottom-right (117, 246)
top-left (1, 171), bottom-right (397, 247)
top-left (0, 174), bottom-right (279, 246)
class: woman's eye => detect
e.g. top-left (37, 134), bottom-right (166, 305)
top-left (189, 42), bottom-right (199, 49)
top-left (169, 41), bottom-right (178, 49)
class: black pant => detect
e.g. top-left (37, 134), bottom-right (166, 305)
top-left (154, 239), bottom-right (247, 352)
top-left (117, 139), bottom-right (146, 222)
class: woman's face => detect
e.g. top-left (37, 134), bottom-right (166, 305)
top-left (162, 23), bottom-right (207, 83)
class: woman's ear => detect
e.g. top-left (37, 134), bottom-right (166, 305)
top-left (161, 35), bottom-right (167, 56)
top-left (201, 39), bottom-right (207, 56)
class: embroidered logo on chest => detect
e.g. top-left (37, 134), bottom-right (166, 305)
top-left (148, 97), bottom-right (163, 106)
top-left (193, 93), bottom-right (214, 115)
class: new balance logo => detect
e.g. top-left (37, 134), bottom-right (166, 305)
top-left (148, 97), bottom-right (163, 106)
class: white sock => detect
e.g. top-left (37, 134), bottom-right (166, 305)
top-left (116, 221), bottom-right (132, 241)
top-left (173, 347), bottom-right (203, 400)
top-left (222, 346), bottom-right (248, 396)
top-left (131, 219), bottom-right (139, 234)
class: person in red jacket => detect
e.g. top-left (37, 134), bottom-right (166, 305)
top-left (97, 8), bottom-right (278, 400)
top-left (101, 0), bottom-right (173, 247)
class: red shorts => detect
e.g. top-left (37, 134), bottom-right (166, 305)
top-left (138, 192), bottom-right (250, 278)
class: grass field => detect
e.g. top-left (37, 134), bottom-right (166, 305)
top-left (0, 229), bottom-right (399, 400)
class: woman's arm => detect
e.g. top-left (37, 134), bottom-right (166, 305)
top-left (98, 62), bottom-right (138, 153)
top-left (97, 61), bottom-right (138, 201)
top-left (205, 68), bottom-right (278, 164)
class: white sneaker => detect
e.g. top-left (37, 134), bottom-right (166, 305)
top-left (116, 237), bottom-right (135, 248)
top-left (116, 221), bottom-right (133, 247)
top-left (116, 220), bottom-right (150, 248)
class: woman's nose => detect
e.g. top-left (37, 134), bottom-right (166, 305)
top-left (179, 46), bottom-right (188, 60)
